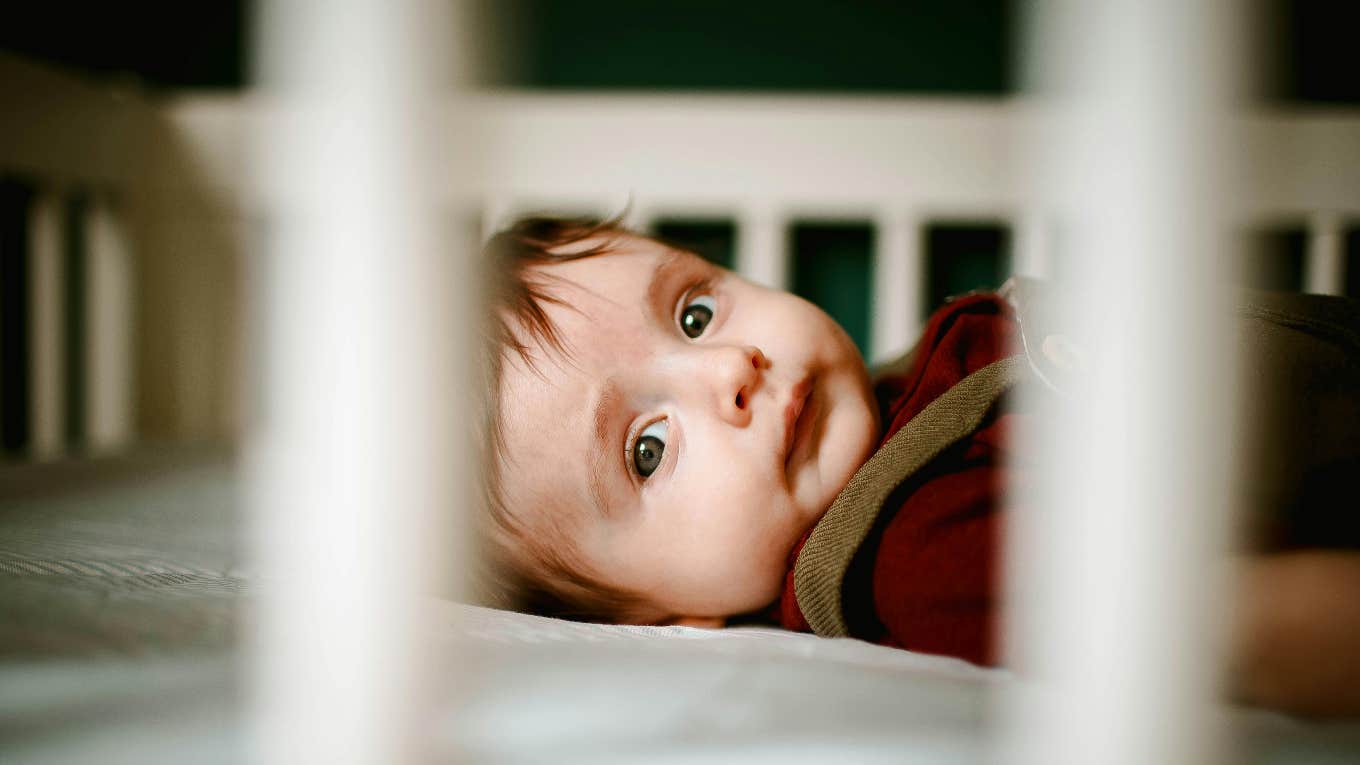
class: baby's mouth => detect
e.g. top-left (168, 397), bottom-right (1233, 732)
top-left (783, 377), bottom-right (815, 469)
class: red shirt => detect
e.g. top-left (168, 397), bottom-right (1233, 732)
top-left (775, 294), bottom-right (1023, 665)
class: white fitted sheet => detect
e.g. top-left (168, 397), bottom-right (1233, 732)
top-left (4, 459), bottom-right (1360, 764)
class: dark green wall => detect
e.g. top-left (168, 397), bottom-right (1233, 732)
top-left (2, 1), bottom-right (1355, 104)
top-left (791, 223), bottom-right (875, 357)
top-left (493, 0), bottom-right (1011, 94)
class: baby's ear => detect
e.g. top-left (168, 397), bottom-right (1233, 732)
top-left (670, 616), bottom-right (726, 629)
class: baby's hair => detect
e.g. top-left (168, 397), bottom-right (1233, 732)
top-left (475, 213), bottom-right (650, 623)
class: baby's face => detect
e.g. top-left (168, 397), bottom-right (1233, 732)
top-left (498, 237), bottom-right (878, 622)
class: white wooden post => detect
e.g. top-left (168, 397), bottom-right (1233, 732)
top-left (249, 1), bottom-right (464, 763)
top-left (1303, 212), bottom-right (1344, 296)
top-left (736, 205), bottom-right (786, 290)
top-left (481, 195), bottom-right (515, 241)
top-left (871, 208), bottom-right (923, 364)
top-left (84, 195), bottom-right (135, 452)
top-left (1007, 2), bottom-right (1242, 764)
top-left (623, 202), bottom-right (656, 233)
top-left (1013, 211), bottom-right (1051, 279)
top-left (27, 188), bottom-right (64, 459)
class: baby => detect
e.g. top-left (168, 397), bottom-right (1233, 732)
top-left (479, 215), bottom-right (879, 627)
top-left (478, 215), bottom-right (1360, 717)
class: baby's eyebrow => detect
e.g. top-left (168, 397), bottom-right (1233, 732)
top-left (586, 376), bottom-right (624, 518)
top-left (644, 249), bottom-right (687, 321)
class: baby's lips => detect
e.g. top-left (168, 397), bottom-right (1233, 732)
top-left (782, 377), bottom-right (813, 465)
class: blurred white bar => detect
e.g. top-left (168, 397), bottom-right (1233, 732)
top-left (481, 196), bottom-right (514, 241)
top-left (160, 94), bottom-right (1360, 243)
top-left (1013, 211), bottom-right (1050, 278)
top-left (736, 206), bottom-right (787, 289)
top-left (1304, 212), bottom-right (1344, 296)
top-left (27, 189), bottom-right (64, 459)
top-left (623, 203), bottom-right (655, 233)
top-left (1006, 3), bottom-right (1241, 765)
top-left (85, 196), bottom-right (135, 452)
top-left (249, 1), bottom-right (460, 764)
top-left (871, 208), bottom-right (922, 363)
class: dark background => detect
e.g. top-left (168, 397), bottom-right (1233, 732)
top-left (1, 1), bottom-right (1356, 362)
top-left (0, 1), bottom-right (1356, 103)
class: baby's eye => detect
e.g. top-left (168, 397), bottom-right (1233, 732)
top-left (680, 294), bottom-right (717, 339)
top-left (632, 420), bottom-right (668, 479)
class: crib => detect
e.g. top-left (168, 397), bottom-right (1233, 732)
top-left (5, 11), bottom-right (1360, 762)
top-left (6, 59), bottom-right (1360, 453)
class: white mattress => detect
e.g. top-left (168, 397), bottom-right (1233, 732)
top-left (440, 603), bottom-right (1002, 764)
top-left (4, 457), bottom-right (1360, 764)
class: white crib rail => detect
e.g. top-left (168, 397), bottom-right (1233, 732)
top-left (151, 92), bottom-right (1360, 373)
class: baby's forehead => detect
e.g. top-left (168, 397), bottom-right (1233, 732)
top-left (492, 237), bottom-right (705, 526)
top-left (510, 259), bottom-right (680, 369)
top-left (499, 342), bottom-right (588, 423)
top-left (495, 340), bottom-right (601, 525)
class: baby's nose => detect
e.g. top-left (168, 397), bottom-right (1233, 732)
top-left (707, 345), bottom-right (766, 424)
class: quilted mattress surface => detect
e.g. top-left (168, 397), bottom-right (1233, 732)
top-left (3, 453), bottom-right (1358, 764)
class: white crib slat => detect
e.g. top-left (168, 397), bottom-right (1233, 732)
top-left (1303, 213), bottom-right (1344, 296)
top-left (871, 210), bottom-right (922, 364)
top-left (84, 196), bottom-right (135, 452)
top-left (1007, 2), bottom-right (1240, 765)
top-left (481, 196), bottom-right (514, 241)
top-left (736, 207), bottom-right (786, 290)
top-left (250, 1), bottom-right (462, 764)
top-left (1013, 211), bottom-right (1051, 279)
top-left (27, 189), bottom-right (64, 459)
top-left (623, 203), bottom-right (655, 233)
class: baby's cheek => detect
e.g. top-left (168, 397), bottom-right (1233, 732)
top-left (747, 553), bottom-right (791, 607)
top-left (741, 529), bottom-right (798, 598)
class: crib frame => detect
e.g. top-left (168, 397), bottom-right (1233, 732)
top-left (6, 24), bottom-right (1360, 762)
